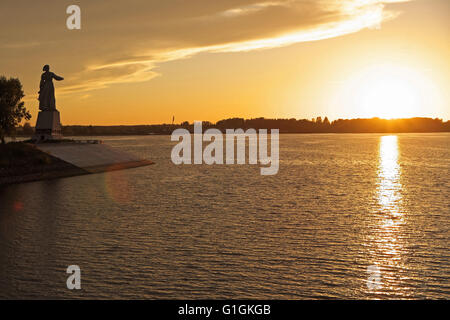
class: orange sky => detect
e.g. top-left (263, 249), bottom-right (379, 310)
top-left (0, 0), bottom-right (448, 125)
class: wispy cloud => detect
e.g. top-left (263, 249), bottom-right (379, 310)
top-left (219, 1), bottom-right (290, 18)
top-left (1, 41), bottom-right (41, 49)
top-left (0, 0), bottom-right (413, 95)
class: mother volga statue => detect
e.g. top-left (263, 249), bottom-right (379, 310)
top-left (38, 65), bottom-right (64, 111)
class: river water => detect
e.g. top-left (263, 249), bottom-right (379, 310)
top-left (0, 133), bottom-right (448, 299)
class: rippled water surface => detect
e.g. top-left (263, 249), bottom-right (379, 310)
top-left (0, 133), bottom-right (449, 299)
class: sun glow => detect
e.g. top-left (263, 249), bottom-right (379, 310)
top-left (335, 63), bottom-right (439, 119)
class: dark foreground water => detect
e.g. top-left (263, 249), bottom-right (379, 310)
top-left (0, 133), bottom-right (448, 299)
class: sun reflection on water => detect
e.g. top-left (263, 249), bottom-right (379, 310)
top-left (378, 135), bottom-right (402, 216)
top-left (366, 135), bottom-right (410, 297)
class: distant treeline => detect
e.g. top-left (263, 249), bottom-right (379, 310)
top-left (14, 117), bottom-right (450, 136)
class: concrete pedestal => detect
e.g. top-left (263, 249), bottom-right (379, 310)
top-left (33, 110), bottom-right (62, 141)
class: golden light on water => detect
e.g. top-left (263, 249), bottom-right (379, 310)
top-left (378, 135), bottom-right (402, 215)
top-left (364, 135), bottom-right (410, 296)
top-left (377, 135), bottom-right (404, 250)
top-left (367, 135), bottom-right (411, 295)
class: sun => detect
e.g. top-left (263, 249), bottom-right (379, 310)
top-left (336, 63), bottom-right (438, 119)
top-left (356, 65), bottom-right (422, 119)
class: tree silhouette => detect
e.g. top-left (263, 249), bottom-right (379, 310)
top-left (0, 77), bottom-right (31, 143)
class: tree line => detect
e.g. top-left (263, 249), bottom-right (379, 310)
top-left (11, 116), bottom-right (449, 136)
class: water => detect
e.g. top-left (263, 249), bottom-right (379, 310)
top-left (0, 133), bottom-right (448, 299)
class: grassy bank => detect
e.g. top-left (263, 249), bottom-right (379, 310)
top-left (0, 142), bottom-right (87, 186)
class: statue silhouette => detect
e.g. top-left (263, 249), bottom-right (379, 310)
top-left (38, 65), bottom-right (64, 111)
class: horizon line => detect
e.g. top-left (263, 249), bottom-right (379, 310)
top-left (34, 116), bottom-right (450, 127)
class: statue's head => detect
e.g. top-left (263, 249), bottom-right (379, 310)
top-left (43, 65), bottom-right (50, 72)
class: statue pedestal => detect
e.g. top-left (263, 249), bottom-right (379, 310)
top-left (33, 110), bottom-right (63, 142)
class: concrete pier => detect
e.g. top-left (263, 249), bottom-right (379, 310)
top-left (35, 142), bottom-right (153, 173)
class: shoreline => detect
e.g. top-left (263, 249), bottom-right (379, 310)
top-left (0, 142), bottom-right (154, 187)
top-left (8, 130), bottom-right (450, 140)
top-left (0, 144), bottom-right (88, 186)
top-left (10, 117), bottom-right (450, 138)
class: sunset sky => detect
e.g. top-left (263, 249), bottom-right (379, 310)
top-left (0, 0), bottom-right (448, 125)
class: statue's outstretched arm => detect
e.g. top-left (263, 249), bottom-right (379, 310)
top-left (52, 73), bottom-right (64, 81)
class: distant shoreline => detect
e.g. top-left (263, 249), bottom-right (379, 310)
top-left (13, 131), bottom-right (450, 136)
top-left (12, 117), bottom-right (450, 137)
top-left (10, 130), bottom-right (450, 138)
top-left (8, 131), bottom-right (450, 140)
